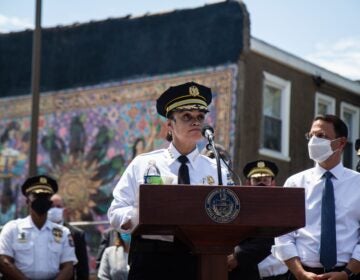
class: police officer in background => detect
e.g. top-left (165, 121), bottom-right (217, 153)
top-left (228, 160), bottom-right (289, 280)
top-left (0, 175), bottom-right (77, 280)
top-left (108, 81), bottom-right (232, 280)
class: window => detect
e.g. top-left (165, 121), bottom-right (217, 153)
top-left (260, 72), bottom-right (291, 161)
top-left (315, 93), bottom-right (335, 116)
top-left (341, 103), bottom-right (360, 169)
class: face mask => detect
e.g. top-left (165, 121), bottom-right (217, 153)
top-left (31, 196), bottom-right (53, 215)
top-left (308, 136), bottom-right (336, 163)
top-left (48, 207), bottom-right (64, 224)
top-left (120, 233), bottom-right (131, 244)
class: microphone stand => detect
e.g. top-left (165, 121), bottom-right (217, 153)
top-left (207, 141), bottom-right (223, 186)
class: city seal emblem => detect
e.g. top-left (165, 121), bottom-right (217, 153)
top-left (205, 188), bottom-right (240, 223)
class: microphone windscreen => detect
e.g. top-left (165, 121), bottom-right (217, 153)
top-left (201, 125), bottom-right (214, 137)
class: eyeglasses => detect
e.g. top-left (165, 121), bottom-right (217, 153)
top-left (304, 132), bottom-right (332, 141)
top-left (172, 113), bottom-right (205, 123)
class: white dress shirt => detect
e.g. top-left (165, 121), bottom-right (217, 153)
top-left (0, 216), bottom-right (77, 280)
top-left (108, 142), bottom-right (232, 236)
top-left (272, 162), bottom-right (360, 267)
top-left (258, 254), bottom-right (288, 278)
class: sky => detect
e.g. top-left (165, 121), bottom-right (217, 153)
top-left (1, 0), bottom-right (360, 81)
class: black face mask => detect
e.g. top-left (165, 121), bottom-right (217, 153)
top-left (31, 196), bottom-right (52, 215)
top-left (257, 183), bottom-right (267, 186)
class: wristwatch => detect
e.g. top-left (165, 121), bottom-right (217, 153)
top-left (343, 268), bottom-right (355, 279)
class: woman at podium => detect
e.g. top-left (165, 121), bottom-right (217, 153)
top-left (107, 82), bottom-right (232, 280)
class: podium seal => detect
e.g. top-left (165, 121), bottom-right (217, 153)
top-left (205, 188), bottom-right (240, 223)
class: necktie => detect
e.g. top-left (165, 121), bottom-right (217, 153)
top-left (320, 171), bottom-right (337, 269)
top-left (177, 155), bottom-right (190, 184)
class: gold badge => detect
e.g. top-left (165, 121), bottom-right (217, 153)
top-left (189, 86), bottom-right (200, 97)
top-left (40, 177), bottom-right (47, 184)
top-left (207, 176), bottom-right (215, 185)
top-left (257, 161), bottom-right (265, 168)
top-left (52, 227), bottom-right (63, 243)
top-left (17, 232), bottom-right (27, 243)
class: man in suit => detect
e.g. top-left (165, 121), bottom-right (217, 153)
top-left (228, 160), bottom-right (288, 280)
top-left (49, 194), bottom-right (89, 280)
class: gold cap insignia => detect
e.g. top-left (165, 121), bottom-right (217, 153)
top-left (40, 177), bottom-right (47, 184)
top-left (189, 86), bottom-right (200, 97)
top-left (257, 161), bottom-right (265, 168)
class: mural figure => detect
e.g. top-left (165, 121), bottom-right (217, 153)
top-left (39, 115), bottom-right (126, 221)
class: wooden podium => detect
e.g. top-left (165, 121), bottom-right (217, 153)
top-left (132, 184), bottom-right (305, 280)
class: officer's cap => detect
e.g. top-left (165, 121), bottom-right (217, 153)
top-left (243, 160), bottom-right (278, 179)
top-left (156, 82), bottom-right (212, 118)
top-left (21, 175), bottom-right (58, 196)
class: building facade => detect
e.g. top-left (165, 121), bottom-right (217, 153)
top-left (0, 0), bottom-right (359, 272)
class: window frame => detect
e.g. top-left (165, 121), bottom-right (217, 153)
top-left (259, 72), bottom-right (291, 161)
top-left (340, 102), bottom-right (360, 169)
top-left (315, 92), bottom-right (335, 116)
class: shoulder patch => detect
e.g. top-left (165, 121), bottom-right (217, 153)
top-left (68, 233), bottom-right (75, 247)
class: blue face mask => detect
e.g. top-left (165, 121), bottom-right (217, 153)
top-left (120, 233), bottom-right (131, 243)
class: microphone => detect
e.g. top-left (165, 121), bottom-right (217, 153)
top-left (355, 139), bottom-right (360, 156)
top-left (201, 125), bottom-right (215, 142)
top-left (201, 125), bottom-right (223, 185)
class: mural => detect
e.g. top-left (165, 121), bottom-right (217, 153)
top-left (0, 66), bottom-right (237, 271)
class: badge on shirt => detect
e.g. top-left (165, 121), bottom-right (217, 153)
top-left (68, 234), bottom-right (75, 247)
top-left (52, 227), bottom-right (63, 243)
top-left (204, 175), bottom-right (215, 185)
top-left (17, 232), bottom-right (27, 243)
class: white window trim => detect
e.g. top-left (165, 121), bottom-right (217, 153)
top-left (340, 102), bottom-right (360, 168)
top-left (259, 72), bottom-right (291, 161)
top-left (315, 92), bottom-right (335, 115)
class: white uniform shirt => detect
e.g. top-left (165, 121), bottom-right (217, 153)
top-left (108, 143), bottom-right (232, 235)
top-left (272, 162), bottom-right (360, 267)
top-left (258, 254), bottom-right (288, 278)
top-left (0, 216), bottom-right (78, 280)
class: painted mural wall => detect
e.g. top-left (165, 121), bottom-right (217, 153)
top-left (0, 65), bottom-right (237, 269)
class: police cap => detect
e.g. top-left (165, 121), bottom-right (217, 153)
top-left (156, 82), bottom-right (212, 118)
top-left (243, 160), bottom-right (278, 179)
top-left (21, 175), bottom-right (58, 196)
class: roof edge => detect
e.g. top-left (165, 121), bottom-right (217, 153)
top-left (250, 37), bottom-right (360, 95)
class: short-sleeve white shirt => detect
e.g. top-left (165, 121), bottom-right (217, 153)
top-left (108, 143), bottom-right (232, 233)
top-left (0, 216), bottom-right (78, 280)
